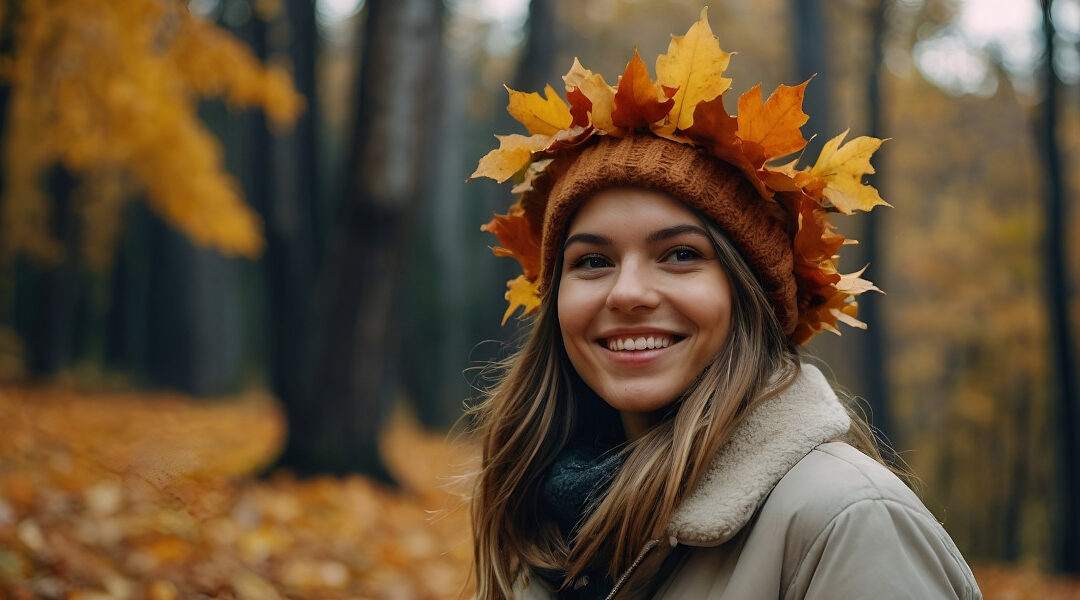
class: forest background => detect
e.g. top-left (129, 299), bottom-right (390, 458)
top-left (1, 0), bottom-right (1079, 598)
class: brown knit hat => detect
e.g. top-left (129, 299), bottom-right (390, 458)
top-left (537, 135), bottom-right (798, 335)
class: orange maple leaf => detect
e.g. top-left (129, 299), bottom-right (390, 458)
top-left (793, 193), bottom-right (845, 266)
top-left (683, 94), bottom-right (772, 199)
top-left (481, 205), bottom-right (541, 281)
top-left (611, 49), bottom-right (674, 130)
top-left (736, 79), bottom-right (810, 168)
top-left (792, 291), bottom-right (863, 344)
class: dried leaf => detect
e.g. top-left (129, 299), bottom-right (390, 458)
top-left (505, 84), bottom-right (573, 136)
top-left (469, 134), bottom-right (551, 183)
top-left (655, 7), bottom-right (732, 131)
top-left (611, 49), bottom-right (674, 129)
top-left (502, 275), bottom-right (541, 325)
top-left (836, 267), bottom-right (882, 295)
top-left (563, 58), bottom-right (617, 132)
top-left (481, 206), bottom-right (541, 280)
top-left (684, 94), bottom-right (772, 199)
top-left (809, 130), bottom-right (890, 214)
top-left (736, 79), bottom-right (810, 167)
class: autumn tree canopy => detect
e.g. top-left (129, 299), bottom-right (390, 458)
top-left (0, 0), bottom-right (303, 269)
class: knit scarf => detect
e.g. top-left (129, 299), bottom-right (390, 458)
top-left (533, 443), bottom-right (625, 598)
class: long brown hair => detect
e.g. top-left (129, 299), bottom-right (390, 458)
top-left (467, 211), bottom-right (886, 598)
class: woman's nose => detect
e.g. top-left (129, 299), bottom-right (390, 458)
top-left (605, 259), bottom-right (661, 313)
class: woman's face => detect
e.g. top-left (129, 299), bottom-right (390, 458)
top-left (557, 188), bottom-right (733, 437)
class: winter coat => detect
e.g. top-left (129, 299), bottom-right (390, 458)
top-left (518, 364), bottom-right (982, 600)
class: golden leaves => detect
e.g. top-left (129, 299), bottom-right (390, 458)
top-left (506, 84), bottom-right (573, 136)
top-left (810, 129), bottom-right (890, 214)
top-left (656, 7), bottom-right (732, 131)
top-left (502, 274), bottom-right (542, 325)
top-left (1, 0), bottom-right (303, 265)
top-left (470, 134), bottom-right (551, 183)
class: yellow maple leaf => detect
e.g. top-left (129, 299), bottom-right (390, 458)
top-left (469, 134), bottom-right (551, 183)
top-left (809, 129), bottom-right (890, 214)
top-left (655, 7), bottom-right (732, 131)
top-left (506, 84), bottom-right (573, 136)
top-left (502, 274), bottom-right (541, 324)
top-left (562, 58), bottom-right (617, 132)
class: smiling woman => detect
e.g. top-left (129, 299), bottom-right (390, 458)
top-left (558, 189), bottom-right (734, 437)
top-left (466, 11), bottom-right (981, 600)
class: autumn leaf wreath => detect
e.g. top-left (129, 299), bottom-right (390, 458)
top-left (471, 8), bottom-right (889, 345)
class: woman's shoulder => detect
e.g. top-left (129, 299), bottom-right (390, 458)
top-left (765, 441), bottom-right (927, 525)
top-left (757, 441), bottom-right (981, 599)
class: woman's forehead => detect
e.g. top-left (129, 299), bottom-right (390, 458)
top-left (566, 187), bottom-right (702, 233)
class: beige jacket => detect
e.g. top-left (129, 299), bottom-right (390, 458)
top-left (519, 364), bottom-right (982, 599)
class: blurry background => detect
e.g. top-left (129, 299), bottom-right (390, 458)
top-left (1, 0), bottom-right (1079, 597)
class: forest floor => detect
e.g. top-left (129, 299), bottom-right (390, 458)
top-left (0, 386), bottom-right (1077, 600)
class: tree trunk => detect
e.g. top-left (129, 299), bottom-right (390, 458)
top-left (21, 167), bottom-right (79, 375)
top-left (790, 0), bottom-right (829, 160)
top-left (249, 0), bottom-right (320, 429)
top-left (276, 0), bottom-right (443, 478)
top-left (859, 0), bottom-right (892, 445)
top-left (1040, 0), bottom-right (1080, 574)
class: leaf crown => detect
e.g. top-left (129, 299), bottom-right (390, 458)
top-left (471, 8), bottom-right (888, 345)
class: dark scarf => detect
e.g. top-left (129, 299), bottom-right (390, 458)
top-left (533, 443), bottom-right (625, 599)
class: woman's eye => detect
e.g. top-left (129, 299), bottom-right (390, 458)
top-left (573, 254), bottom-right (611, 270)
top-left (665, 247), bottom-right (701, 263)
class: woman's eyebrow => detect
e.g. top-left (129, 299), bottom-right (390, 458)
top-left (563, 232), bottom-right (611, 250)
top-left (646, 224), bottom-right (710, 243)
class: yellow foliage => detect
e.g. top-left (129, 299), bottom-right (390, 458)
top-left (655, 7), bottom-right (732, 131)
top-left (1, 0), bottom-right (304, 265)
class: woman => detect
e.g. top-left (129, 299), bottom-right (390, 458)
top-left (468, 11), bottom-right (980, 600)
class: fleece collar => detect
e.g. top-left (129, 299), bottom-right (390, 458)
top-left (667, 363), bottom-right (850, 547)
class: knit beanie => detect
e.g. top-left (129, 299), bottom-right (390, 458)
top-left (537, 135), bottom-right (798, 335)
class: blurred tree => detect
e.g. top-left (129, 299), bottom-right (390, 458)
top-left (1039, 0), bottom-right (1080, 574)
top-left (790, 0), bottom-right (829, 160)
top-left (859, 0), bottom-right (891, 444)
top-left (276, 0), bottom-right (444, 478)
top-left (247, 0), bottom-right (321, 430)
top-left (0, 0), bottom-right (303, 379)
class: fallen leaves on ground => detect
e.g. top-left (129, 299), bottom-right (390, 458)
top-left (1, 386), bottom-right (1077, 599)
top-left (0, 386), bottom-right (475, 599)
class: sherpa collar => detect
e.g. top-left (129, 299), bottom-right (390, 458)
top-left (667, 363), bottom-right (850, 547)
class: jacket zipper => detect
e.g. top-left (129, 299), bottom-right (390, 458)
top-left (603, 539), bottom-right (660, 600)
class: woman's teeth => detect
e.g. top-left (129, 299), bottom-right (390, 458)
top-left (606, 336), bottom-right (673, 351)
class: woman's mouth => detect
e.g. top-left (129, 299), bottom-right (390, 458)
top-left (602, 334), bottom-right (683, 352)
